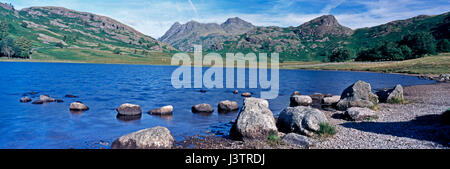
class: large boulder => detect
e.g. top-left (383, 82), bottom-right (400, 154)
top-left (438, 74), bottom-right (450, 82)
top-left (192, 103), bottom-right (214, 114)
top-left (336, 80), bottom-right (379, 110)
top-left (148, 105), bottom-right (173, 116)
top-left (281, 133), bottom-right (315, 148)
top-left (344, 107), bottom-right (377, 121)
top-left (290, 95), bottom-right (313, 107)
top-left (70, 101), bottom-right (89, 111)
top-left (116, 103), bottom-right (142, 116)
top-left (218, 100), bottom-right (239, 112)
top-left (111, 126), bottom-right (174, 149)
top-left (277, 106), bottom-right (328, 136)
top-left (376, 84), bottom-right (404, 103)
top-left (322, 95), bottom-right (341, 106)
top-left (310, 93), bottom-right (325, 107)
top-left (230, 98), bottom-right (277, 140)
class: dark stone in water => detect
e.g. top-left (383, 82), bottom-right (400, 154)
top-left (233, 90), bottom-right (239, 94)
top-left (192, 104), bottom-right (214, 114)
top-left (56, 99), bottom-right (64, 103)
top-left (65, 94), bottom-right (79, 98)
top-left (200, 90), bottom-right (207, 93)
top-left (32, 100), bottom-right (45, 104)
top-left (116, 114), bottom-right (142, 122)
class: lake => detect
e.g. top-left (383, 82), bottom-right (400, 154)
top-left (0, 62), bottom-right (435, 149)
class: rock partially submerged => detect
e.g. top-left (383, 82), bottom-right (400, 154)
top-left (20, 97), bottom-right (32, 103)
top-left (336, 80), bottom-right (379, 110)
top-left (39, 95), bottom-right (56, 103)
top-left (192, 104), bottom-right (214, 114)
top-left (218, 100), bottom-right (239, 112)
top-left (149, 105), bottom-right (174, 116)
top-left (290, 95), bottom-right (312, 107)
top-left (64, 94), bottom-right (79, 98)
top-left (344, 107), bottom-right (377, 121)
top-left (230, 97), bottom-right (277, 141)
top-left (281, 133), bottom-right (315, 148)
top-left (117, 103), bottom-right (142, 116)
top-left (277, 106), bottom-right (328, 136)
top-left (376, 84), bottom-right (404, 103)
top-left (111, 126), bottom-right (174, 149)
top-left (70, 101), bottom-right (89, 111)
top-left (241, 92), bottom-right (252, 97)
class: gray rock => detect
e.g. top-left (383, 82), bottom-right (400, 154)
top-left (344, 107), bottom-right (377, 121)
top-left (70, 101), bottom-right (89, 111)
top-left (149, 105), bottom-right (173, 115)
top-left (233, 90), bottom-right (239, 94)
top-left (192, 103), bottom-right (214, 113)
top-left (290, 95), bottom-right (313, 107)
top-left (218, 100), bottom-right (239, 112)
top-left (291, 91), bottom-right (301, 96)
top-left (39, 95), bottom-right (56, 103)
top-left (20, 97), bottom-right (32, 103)
top-left (439, 74), bottom-right (450, 81)
top-left (376, 84), bottom-right (404, 103)
top-left (281, 133), bottom-right (315, 148)
top-left (322, 95), bottom-right (341, 106)
top-left (230, 97), bottom-right (277, 140)
top-left (277, 106), bottom-right (328, 136)
top-left (32, 100), bottom-right (44, 104)
top-left (117, 103), bottom-right (142, 116)
top-left (64, 94), bottom-right (78, 98)
top-left (111, 126), bottom-right (174, 149)
top-left (336, 80), bottom-right (379, 110)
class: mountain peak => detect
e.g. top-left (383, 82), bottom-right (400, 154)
top-left (298, 14), bottom-right (353, 37)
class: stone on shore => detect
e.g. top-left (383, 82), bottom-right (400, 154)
top-left (310, 93), bottom-right (324, 105)
top-left (111, 126), bottom-right (174, 149)
top-left (290, 95), bottom-right (312, 107)
top-left (438, 74), bottom-right (450, 82)
top-left (218, 100), bottom-right (239, 112)
top-left (230, 97), bottom-right (277, 140)
top-left (322, 95), bottom-right (341, 106)
top-left (291, 91), bottom-right (301, 96)
top-left (336, 80), bottom-right (379, 110)
top-left (149, 105), bottom-right (174, 116)
top-left (376, 84), bottom-right (404, 103)
top-left (192, 103), bottom-right (214, 114)
top-left (70, 101), bottom-right (89, 111)
top-left (344, 107), bottom-right (377, 121)
top-left (281, 133), bottom-right (315, 148)
top-left (117, 103), bottom-right (142, 116)
top-left (277, 106), bottom-right (328, 136)
top-left (20, 97), bottom-right (32, 103)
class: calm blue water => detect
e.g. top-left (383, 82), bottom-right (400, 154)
top-left (0, 62), bottom-right (435, 149)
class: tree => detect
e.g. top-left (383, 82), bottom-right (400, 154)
top-left (21, 22), bottom-right (28, 28)
top-left (55, 42), bottom-right (64, 48)
top-left (113, 48), bottom-right (121, 54)
top-left (399, 45), bottom-right (413, 60)
top-left (329, 48), bottom-right (352, 62)
top-left (401, 32), bottom-right (437, 58)
top-left (1, 37), bottom-right (15, 58)
top-left (0, 20), bottom-right (9, 40)
top-left (14, 37), bottom-right (32, 58)
top-left (437, 39), bottom-right (450, 53)
top-left (380, 42), bottom-right (404, 61)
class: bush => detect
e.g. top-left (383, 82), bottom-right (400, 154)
top-left (437, 39), bottom-right (450, 53)
top-left (113, 48), bottom-right (121, 54)
top-left (317, 122), bottom-right (337, 137)
top-left (400, 32), bottom-right (437, 57)
top-left (329, 48), bottom-right (352, 62)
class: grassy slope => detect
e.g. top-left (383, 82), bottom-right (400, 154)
top-left (282, 53), bottom-right (450, 75)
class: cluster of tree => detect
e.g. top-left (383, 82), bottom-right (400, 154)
top-left (328, 48), bottom-right (352, 62)
top-left (355, 32), bottom-right (449, 61)
top-left (0, 20), bottom-right (32, 59)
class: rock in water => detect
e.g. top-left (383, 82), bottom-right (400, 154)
top-left (39, 95), bottom-right (56, 102)
top-left (218, 100), bottom-right (239, 112)
top-left (149, 105), bottom-right (174, 116)
top-left (277, 106), bottom-right (328, 136)
top-left (290, 95), bottom-right (313, 107)
top-left (70, 101), bottom-right (89, 111)
top-left (241, 92), bottom-right (252, 97)
top-left (230, 98), bottom-right (277, 140)
top-left (291, 91), bottom-right (301, 96)
top-left (281, 133), bottom-right (315, 148)
top-left (20, 97), bottom-right (32, 103)
top-left (111, 126), bottom-right (174, 149)
top-left (233, 90), bottom-right (239, 94)
top-left (64, 94), bottom-right (79, 98)
top-left (117, 103), bottom-right (142, 116)
top-left (322, 95), bottom-right (341, 106)
top-left (344, 107), bottom-right (377, 121)
top-left (32, 100), bottom-right (45, 104)
top-left (376, 84), bottom-right (404, 103)
top-left (192, 104), bottom-right (214, 114)
top-left (336, 80), bottom-right (379, 110)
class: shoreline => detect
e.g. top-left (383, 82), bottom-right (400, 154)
top-left (177, 82), bottom-right (450, 149)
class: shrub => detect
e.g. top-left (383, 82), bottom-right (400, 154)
top-left (317, 123), bottom-right (337, 137)
top-left (113, 48), bottom-right (121, 54)
top-left (437, 39), bottom-right (450, 53)
top-left (329, 48), bottom-right (352, 62)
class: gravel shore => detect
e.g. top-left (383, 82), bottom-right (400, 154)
top-left (180, 82), bottom-right (450, 149)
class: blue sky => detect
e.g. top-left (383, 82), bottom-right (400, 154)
top-left (3, 0), bottom-right (450, 38)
